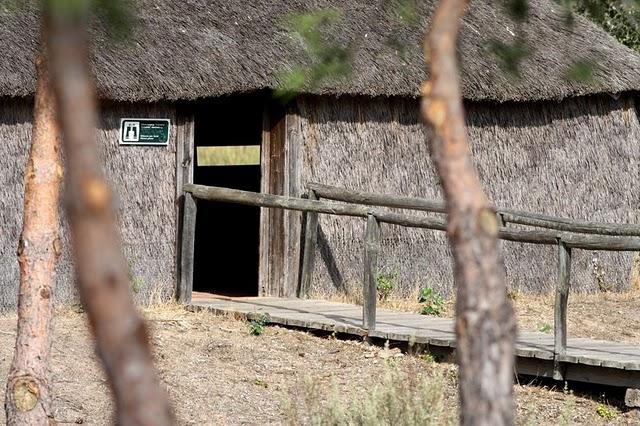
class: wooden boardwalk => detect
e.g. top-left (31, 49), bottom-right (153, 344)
top-left (190, 295), bottom-right (640, 390)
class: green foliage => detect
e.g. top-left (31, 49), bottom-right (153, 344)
top-left (420, 352), bottom-right (444, 363)
top-left (565, 59), bottom-right (596, 82)
top-left (45, 0), bottom-right (90, 18)
top-left (504, 0), bottom-right (530, 22)
top-left (595, 403), bottom-right (617, 419)
top-left (487, 37), bottom-right (532, 78)
top-left (248, 313), bottom-right (270, 336)
top-left (418, 287), bottom-right (445, 317)
top-left (4, 0), bottom-right (136, 40)
top-left (384, 0), bottom-right (421, 62)
top-left (92, 0), bottom-right (136, 40)
top-left (492, 0), bottom-right (640, 80)
top-left (376, 272), bottom-right (395, 301)
top-left (393, 0), bottom-right (419, 26)
top-left (276, 9), bottom-right (351, 101)
top-left (131, 276), bottom-right (144, 294)
top-left (254, 377), bottom-right (268, 388)
top-left (538, 323), bottom-right (552, 333)
top-left (575, 0), bottom-right (640, 52)
top-left (557, 1), bottom-right (640, 51)
top-left (126, 261), bottom-right (144, 294)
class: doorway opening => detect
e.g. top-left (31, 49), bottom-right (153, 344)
top-left (192, 96), bottom-right (264, 296)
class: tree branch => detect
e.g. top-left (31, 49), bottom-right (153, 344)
top-left (5, 24), bottom-right (60, 426)
top-left (421, 0), bottom-right (516, 424)
top-left (45, 4), bottom-right (174, 424)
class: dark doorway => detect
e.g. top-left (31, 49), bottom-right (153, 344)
top-left (193, 96), bottom-right (263, 296)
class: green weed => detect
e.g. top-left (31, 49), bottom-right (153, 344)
top-left (376, 272), bottom-right (395, 301)
top-left (418, 287), bottom-right (445, 317)
top-left (538, 323), bottom-right (553, 333)
top-left (595, 403), bottom-right (617, 420)
top-left (254, 378), bottom-right (268, 388)
top-left (420, 352), bottom-right (444, 363)
top-left (248, 314), bottom-right (270, 336)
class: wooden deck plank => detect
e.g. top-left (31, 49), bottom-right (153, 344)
top-left (190, 296), bottom-right (640, 379)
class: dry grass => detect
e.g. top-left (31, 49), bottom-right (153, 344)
top-left (0, 304), bottom-right (637, 424)
top-left (512, 290), bottom-right (640, 344)
top-left (314, 288), bottom-right (640, 345)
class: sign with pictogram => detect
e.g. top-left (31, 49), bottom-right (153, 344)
top-left (119, 118), bottom-right (170, 146)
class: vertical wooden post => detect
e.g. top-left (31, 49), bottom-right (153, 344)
top-left (553, 239), bottom-right (571, 380)
top-left (298, 190), bottom-right (319, 298)
top-left (284, 109), bottom-right (302, 297)
top-left (175, 111), bottom-right (194, 300)
top-left (363, 213), bottom-right (381, 330)
top-left (178, 192), bottom-right (197, 303)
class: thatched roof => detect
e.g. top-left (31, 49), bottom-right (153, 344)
top-left (1, 0), bottom-right (639, 102)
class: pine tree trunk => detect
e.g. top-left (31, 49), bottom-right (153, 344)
top-left (421, 1), bottom-right (517, 425)
top-left (45, 6), bottom-right (174, 425)
top-left (5, 29), bottom-right (62, 426)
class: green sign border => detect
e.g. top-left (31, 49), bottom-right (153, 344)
top-left (119, 118), bottom-right (171, 146)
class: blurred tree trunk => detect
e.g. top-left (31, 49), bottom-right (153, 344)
top-left (4, 26), bottom-right (61, 426)
top-left (421, 0), bottom-right (516, 425)
top-left (44, 3), bottom-right (174, 424)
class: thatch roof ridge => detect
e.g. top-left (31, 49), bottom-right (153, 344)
top-left (0, 0), bottom-right (639, 102)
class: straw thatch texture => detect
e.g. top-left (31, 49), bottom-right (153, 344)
top-left (1, 0), bottom-right (639, 102)
top-left (297, 94), bottom-right (640, 298)
top-left (0, 101), bottom-right (177, 311)
top-left (0, 99), bottom-right (36, 311)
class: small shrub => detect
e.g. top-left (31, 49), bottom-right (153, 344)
top-left (538, 323), bottom-right (552, 334)
top-left (595, 403), bottom-right (616, 420)
top-left (248, 314), bottom-right (270, 336)
top-left (376, 272), bottom-right (395, 301)
top-left (590, 257), bottom-right (613, 292)
top-left (420, 353), bottom-right (443, 363)
top-left (559, 390), bottom-right (575, 426)
top-left (284, 365), bottom-right (453, 425)
top-left (127, 261), bottom-right (144, 294)
top-left (418, 287), bottom-right (445, 317)
top-left (254, 378), bottom-right (268, 388)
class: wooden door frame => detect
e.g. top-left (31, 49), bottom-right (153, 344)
top-left (175, 106), bottom-right (195, 303)
top-left (176, 98), bottom-right (302, 301)
top-left (259, 101), bottom-right (302, 297)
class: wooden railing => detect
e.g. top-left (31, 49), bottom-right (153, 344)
top-left (180, 182), bottom-right (640, 380)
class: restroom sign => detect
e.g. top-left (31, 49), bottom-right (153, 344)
top-left (119, 118), bottom-right (170, 146)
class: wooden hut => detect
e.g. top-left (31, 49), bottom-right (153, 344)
top-left (1, 0), bottom-right (639, 309)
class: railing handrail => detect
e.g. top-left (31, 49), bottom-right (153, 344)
top-left (307, 182), bottom-right (640, 237)
top-left (181, 182), bottom-right (640, 381)
top-left (184, 183), bottom-right (640, 251)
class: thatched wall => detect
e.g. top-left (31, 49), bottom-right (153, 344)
top-left (0, 100), bottom-right (177, 311)
top-left (297, 94), bottom-right (640, 298)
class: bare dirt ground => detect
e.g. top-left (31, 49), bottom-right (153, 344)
top-left (0, 304), bottom-right (638, 425)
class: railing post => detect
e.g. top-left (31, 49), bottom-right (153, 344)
top-left (363, 213), bottom-right (381, 330)
top-left (178, 192), bottom-right (197, 304)
top-left (298, 190), bottom-right (319, 298)
top-left (553, 239), bottom-right (571, 380)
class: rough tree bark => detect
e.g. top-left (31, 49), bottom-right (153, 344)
top-left (4, 28), bottom-right (62, 426)
top-left (421, 0), bottom-right (516, 425)
top-left (44, 3), bottom-right (174, 425)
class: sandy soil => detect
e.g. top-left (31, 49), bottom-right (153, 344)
top-left (0, 304), bottom-right (637, 425)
